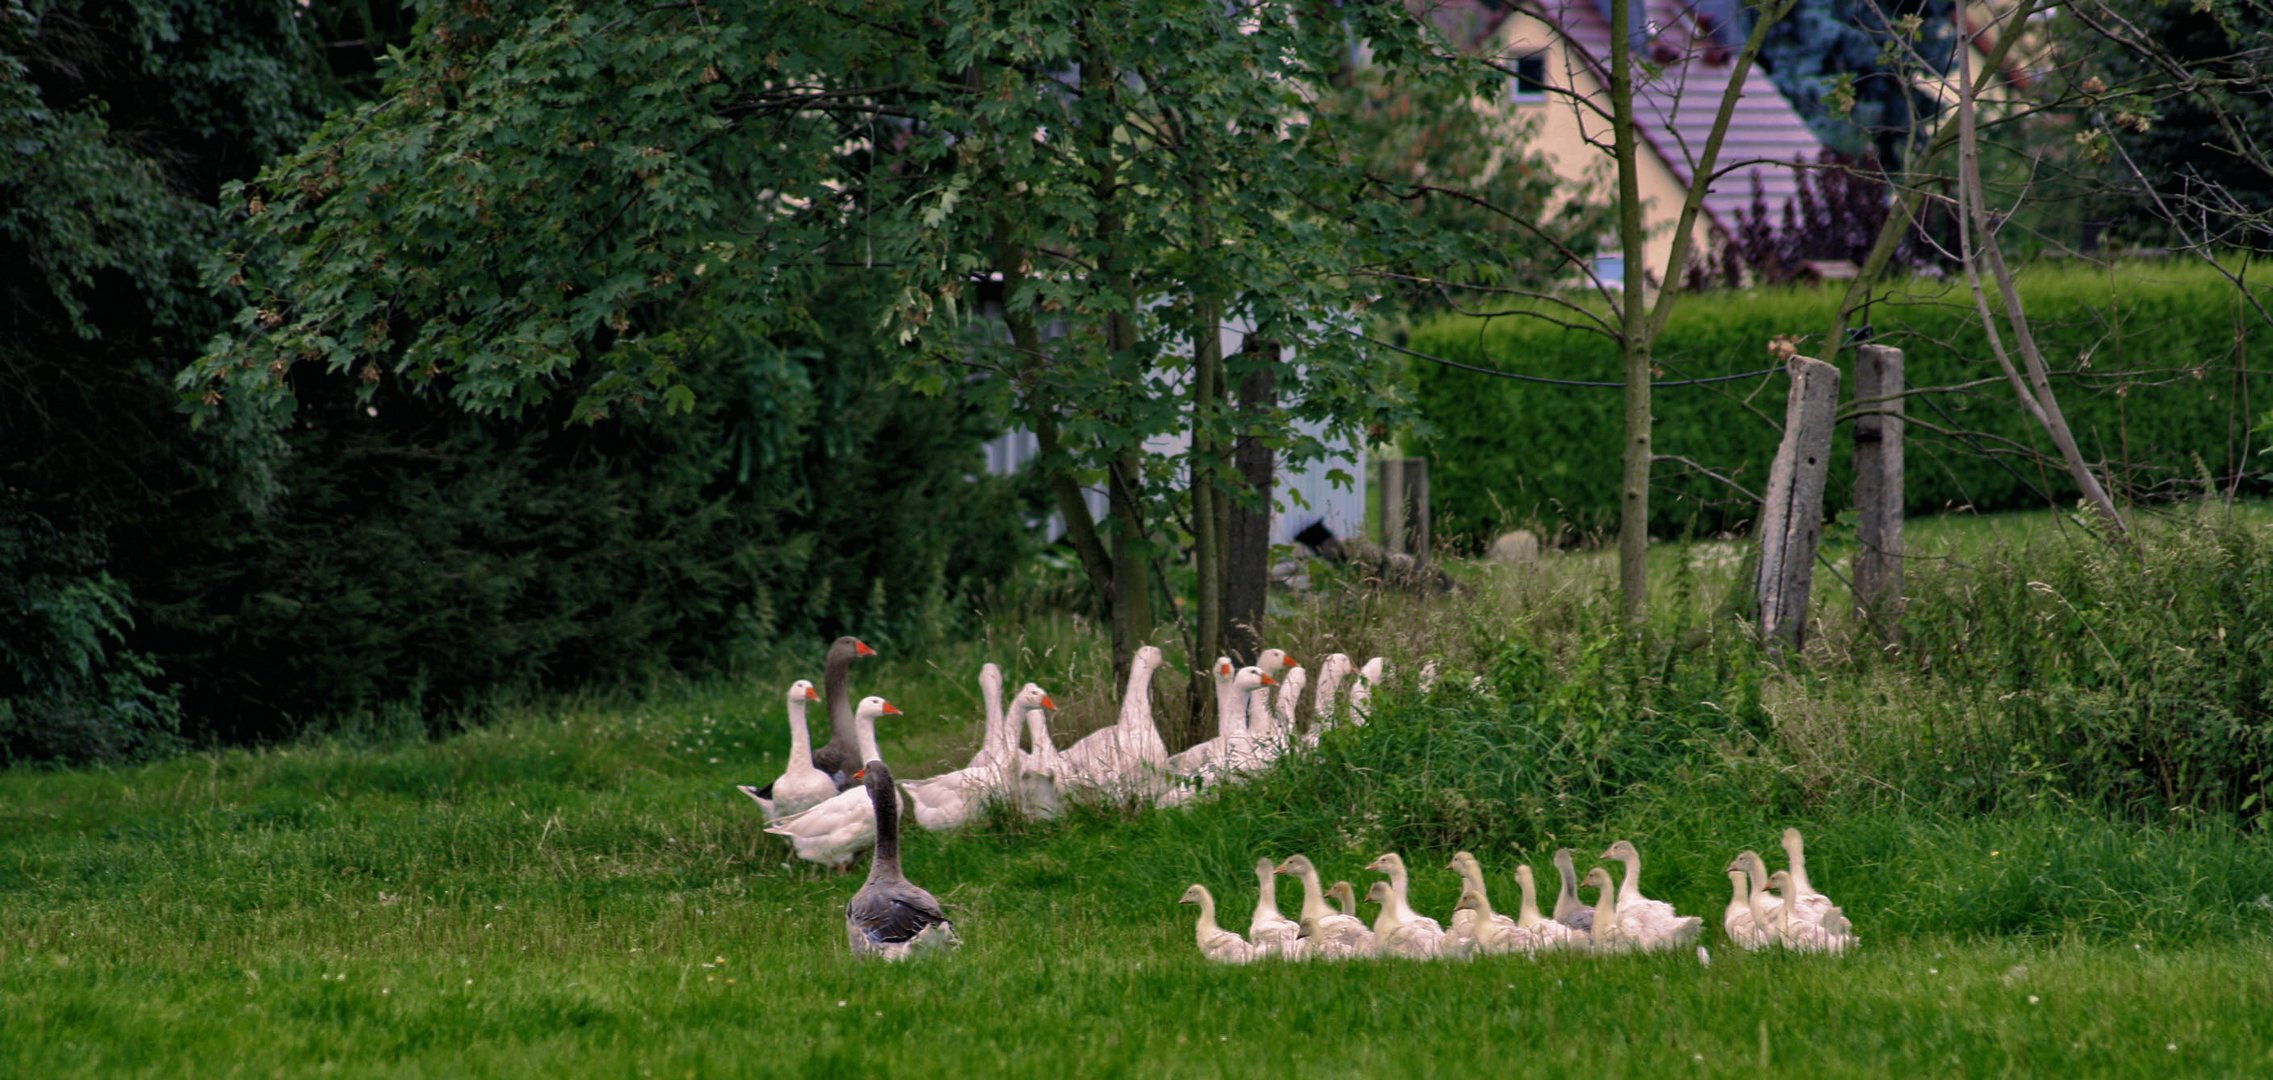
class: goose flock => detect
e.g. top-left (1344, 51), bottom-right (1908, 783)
top-left (733, 636), bottom-right (1857, 965)
top-left (1181, 833), bottom-right (1856, 963)
top-left (735, 635), bottom-right (1384, 958)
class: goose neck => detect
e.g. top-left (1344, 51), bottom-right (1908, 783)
top-left (866, 779), bottom-right (903, 881)
top-left (1615, 851), bottom-right (1645, 905)
top-left (978, 668), bottom-right (1009, 763)
top-left (824, 641), bottom-right (857, 745)
top-left (785, 694), bottom-right (815, 766)
top-left (1213, 672), bottom-right (1244, 741)
top-left (1553, 853), bottom-right (1581, 917)
top-left (1118, 664), bottom-right (1155, 732)
top-left (855, 710), bottom-right (882, 766)
top-left (1516, 868), bottom-right (1546, 926)
top-left (1297, 867), bottom-right (1330, 922)
top-left (1192, 890), bottom-right (1220, 941)
top-left (1785, 834), bottom-right (1814, 896)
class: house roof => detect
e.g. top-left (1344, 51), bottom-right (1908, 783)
top-left (1521, 0), bottom-right (1829, 237)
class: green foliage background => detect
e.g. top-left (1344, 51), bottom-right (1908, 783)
top-left (1, 2), bottom-right (1027, 762)
top-left (1410, 262), bottom-right (2270, 542)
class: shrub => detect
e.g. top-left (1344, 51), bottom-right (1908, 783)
top-left (1408, 261), bottom-right (2271, 544)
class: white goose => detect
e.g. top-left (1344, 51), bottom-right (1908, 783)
top-left (1768, 869), bottom-right (1856, 953)
top-left (1241, 650), bottom-right (1300, 764)
top-left (1452, 876), bottom-right (1520, 956)
top-left (1600, 840), bottom-right (1704, 949)
top-left (1778, 828), bottom-right (1853, 938)
top-left (1723, 863), bottom-right (1769, 950)
top-left (1346, 656), bottom-right (1387, 723)
top-left (1010, 685), bottom-right (1063, 820)
top-left (903, 683), bottom-right (1057, 831)
top-left (1513, 863), bottom-right (1587, 951)
top-left (1246, 856), bottom-right (1305, 960)
top-left (1167, 660), bottom-right (1274, 777)
top-left (967, 663), bottom-right (1010, 770)
top-left (1445, 852), bottom-right (1517, 955)
top-left (737, 680), bottom-right (833, 820)
top-left (1302, 653), bottom-right (1355, 746)
top-left (1364, 852), bottom-right (1446, 959)
top-left (1365, 881), bottom-right (1445, 959)
top-left (1275, 855), bottom-right (1374, 959)
top-left (764, 697), bottom-right (903, 871)
top-left (1726, 851), bottom-right (1780, 950)
top-left (1055, 645), bottom-right (1168, 800)
top-left (1180, 884), bottom-right (1262, 964)
top-left (1581, 866), bottom-right (1629, 954)
top-left (1269, 663), bottom-right (1306, 745)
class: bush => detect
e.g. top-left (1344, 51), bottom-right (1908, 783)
top-left (1408, 261), bottom-right (2271, 544)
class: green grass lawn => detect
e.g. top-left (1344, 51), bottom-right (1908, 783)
top-left (7, 677), bottom-right (2273, 1076)
top-left (8, 507), bottom-right (2273, 1076)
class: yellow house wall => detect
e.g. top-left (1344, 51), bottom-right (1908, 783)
top-left (1494, 12), bottom-right (1715, 284)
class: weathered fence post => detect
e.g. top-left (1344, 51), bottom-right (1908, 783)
top-left (1376, 458), bottom-right (1432, 561)
top-left (1380, 457), bottom-right (1406, 556)
top-left (1755, 355), bottom-right (1841, 655)
top-left (1850, 344), bottom-right (1905, 634)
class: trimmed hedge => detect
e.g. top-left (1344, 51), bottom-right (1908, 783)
top-left (1409, 262), bottom-right (2270, 543)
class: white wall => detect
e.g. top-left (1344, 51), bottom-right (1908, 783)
top-left (981, 322), bottom-right (1366, 549)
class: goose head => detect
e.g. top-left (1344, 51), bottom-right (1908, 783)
top-left (856, 696), bottom-right (902, 722)
top-left (1011, 682), bottom-right (1056, 713)
top-left (1327, 880), bottom-right (1359, 915)
top-left (1447, 850), bottom-right (1478, 873)
top-left (786, 679), bottom-right (820, 705)
top-left (1210, 657), bottom-right (1236, 687)
top-left (1178, 883), bottom-right (1210, 906)
top-left (1274, 854), bottom-right (1317, 880)
top-left (1781, 827), bottom-right (1807, 858)
top-left (1133, 645), bottom-right (1164, 677)
top-left (837, 636), bottom-right (877, 658)
top-left (1581, 866), bottom-right (1616, 897)
top-left (1235, 666), bottom-right (1276, 697)
top-left (1724, 854), bottom-right (1751, 877)
top-left (1364, 880), bottom-right (1393, 909)
top-left (1363, 851), bottom-right (1406, 877)
top-left (1257, 648), bottom-right (1299, 678)
top-left (1453, 889), bottom-right (1483, 914)
top-left (1601, 839), bottom-right (1640, 863)
top-left (1767, 869), bottom-right (1795, 897)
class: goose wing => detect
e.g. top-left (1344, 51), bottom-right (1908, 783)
top-left (848, 882), bottom-right (951, 946)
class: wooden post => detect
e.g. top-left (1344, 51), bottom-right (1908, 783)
top-left (1381, 458), bottom-right (1407, 555)
top-left (1755, 355), bottom-right (1840, 655)
top-left (1851, 344), bottom-right (1905, 634)
top-left (1409, 459), bottom-right (1431, 564)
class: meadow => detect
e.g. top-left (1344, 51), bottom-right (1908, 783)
top-left (6, 505), bottom-right (2273, 1077)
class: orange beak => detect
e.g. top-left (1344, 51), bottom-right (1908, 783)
top-left (1288, 658), bottom-right (1301, 668)
top-left (804, 686), bottom-right (821, 701)
top-left (1041, 695), bottom-right (1057, 711)
top-left (880, 701), bottom-right (902, 716)
top-left (854, 640), bottom-right (876, 657)
top-left (853, 768), bottom-right (866, 780)
top-left (1260, 673), bottom-right (1277, 686)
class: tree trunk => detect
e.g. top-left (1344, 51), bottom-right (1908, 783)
top-left (1953, 14), bottom-right (2129, 540)
top-left (1225, 342), bottom-right (1277, 666)
top-left (1609, 0), bottom-right (1651, 628)
top-left (1189, 298), bottom-right (1224, 727)
top-left (1084, 24), bottom-right (1157, 692)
